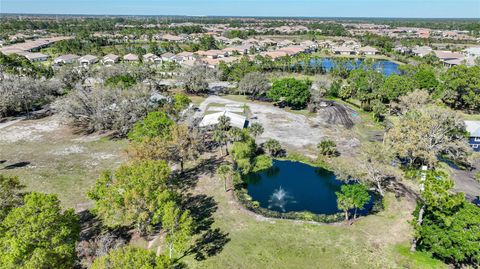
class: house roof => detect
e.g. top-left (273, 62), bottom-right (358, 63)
top-left (103, 53), bottom-right (119, 61)
top-left (434, 50), bottom-right (464, 60)
top-left (161, 52), bottom-right (176, 58)
top-left (20, 52), bottom-right (49, 61)
top-left (465, 121), bottom-right (480, 137)
top-left (80, 55), bottom-right (98, 62)
top-left (358, 46), bottom-right (379, 53)
top-left (55, 54), bottom-right (80, 62)
top-left (199, 111), bottom-right (247, 129)
top-left (123, 53), bottom-right (139, 61)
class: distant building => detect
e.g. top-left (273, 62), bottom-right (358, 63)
top-left (161, 52), bottom-right (176, 62)
top-left (54, 54), bottom-right (80, 65)
top-left (199, 110), bottom-right (247, 129)
top-left (102, 54), bottom-right (119, 65)
top-left (465, 121), bottom-right (480, 152)
top-left (79, 55), bottom-right (98, 66)
top-left (19, 52), bottom-right (49, 62)
top-left (332, 46), bottom-right (356, 55)
top-left (412, 46), bottom-right (432, 57)
top-left (123, 53), bottom-right (139, 62)
top-left (143, 53), bottom-right (162, 64)
top-left (358, 46), bottom-right (379, 55)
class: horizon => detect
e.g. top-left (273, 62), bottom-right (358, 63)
top-left (1, 0), bottom-right (479, 19)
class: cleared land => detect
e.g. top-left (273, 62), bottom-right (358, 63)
top-left (0, 115), bottom-right (127, 210)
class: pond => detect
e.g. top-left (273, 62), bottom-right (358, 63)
top-left (245, 160), bottom-right (375, 215)
top-left (310, 58), bottom-right (401, 76)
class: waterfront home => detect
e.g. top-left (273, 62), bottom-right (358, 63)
top-left (358, 46), bottom-right (379, 55)
top-left (332, 46), bottom-right (356, 55)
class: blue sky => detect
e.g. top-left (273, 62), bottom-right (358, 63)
top-left (1, 0), bottom-right (479, 18)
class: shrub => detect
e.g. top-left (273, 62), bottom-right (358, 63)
top-left (252, 155), bottom-right (273, 172)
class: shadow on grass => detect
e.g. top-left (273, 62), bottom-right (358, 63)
top-left (3, 161), bottom-right (30, 170)
top-left (173, 155), bottom-right (231, 262)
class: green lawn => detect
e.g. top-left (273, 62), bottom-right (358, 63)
top-left (181, 162), bottom-right (446, 269)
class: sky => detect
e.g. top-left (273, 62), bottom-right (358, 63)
top-left (1, 0), bottom-right (479, 18)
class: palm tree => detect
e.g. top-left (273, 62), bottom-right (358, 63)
top-left (214, 115), bottom-right (231, 155)
top-left (249, 122), bottom-right (264, 139)
top-left (217, 164), bottom-right (232, 192)
top-left (264, 139), bottom-right (282, 157)
top-left (317, 139), bottom-right (337, 156)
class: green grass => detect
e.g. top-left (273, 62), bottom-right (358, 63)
top-left (394, 245), bottom-right (447, 269)
top-left (182, 171), bottom-right (446, 269)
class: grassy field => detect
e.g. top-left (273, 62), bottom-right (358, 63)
top-left (0, 116), bottom-right (127, 210)
top-left (179, 156), bottom-right (446, 269)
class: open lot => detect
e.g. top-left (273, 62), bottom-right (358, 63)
top-left (196, 95), bottom-right (362, 158)
top-left (0, 115), bottom-right (127, 210)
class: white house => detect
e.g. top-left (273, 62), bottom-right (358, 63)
top-left (102, 54), bottom-right (119, 65)
top-left (358, 46), bottom-right (379, 55)
top-left (54, 54), bottom-right (80, 65)
top-left (143, 53), bottom-right (162, 64)
top-left (123, 53), bottom-right (139, 62)
top-left (79, 55), bottom-right (98, 66)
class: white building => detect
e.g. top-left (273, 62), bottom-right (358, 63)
top-left (199, 111), bottom-right (247, 129)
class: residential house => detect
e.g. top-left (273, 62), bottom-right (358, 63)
top-left (465, 121), bottom-right (480, 152)
top-left (358, 46), bottom-right (379, 55)
top-left (161, 52), bottom-right (176, 62)
top-left (412, 46), bottom-right (432, 57)
top-left (79, 55), bottom-right (99, 66)
top-left (123, 53), bottom-right (139, 62)
top-left (332, 46), bottom-right (356, 55)
top-left (102, 54), bottom-right (119, 65)
top-left (174, 51), bottom-right (195, 62)
top-left (19, 52), bottom-right (49, 62)
top-left (464, 46), bottom-right (480, 58)
top-left (143, 53), bottom-right (162, 64)
top-left (54, 54), bottom-right (80, 65)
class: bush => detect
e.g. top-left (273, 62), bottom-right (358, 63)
top-left (252, 155), bottom-right (273, 172)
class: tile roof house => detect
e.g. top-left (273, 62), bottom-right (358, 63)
top-left (332, 46), bottom-right (356, 55)
top-left (123, 53), bottom-right (139, 62)
top-left (19, 52), bottom-right (49, 62)
top-left (79, 55), bottom-right (99, 66)
top-left (412, 46), bottom-right (433, 57)
top-left (465, 121), bottom-right (480, 152)
top-left (161, 52), bottom-right (176, 61)
top-left (143, 53), bottom-right (162, 63)
top-left (54, 54), bottom-right (80, 65)
top-left (102, 54), bottom-right (119, 65)
top-left (358, 46), bottom-right (379, 55)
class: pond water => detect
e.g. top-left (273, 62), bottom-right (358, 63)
top-left (245, 160), bottom-right (375, 215)
top-left (310, 58), bottom-right (401, 76)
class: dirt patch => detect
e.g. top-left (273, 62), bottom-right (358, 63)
top-left (196, 96), bottom-right (359, 156)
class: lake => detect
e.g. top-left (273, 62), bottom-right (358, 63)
top-left (310, 58), bottom-right (401, 76)
top-left (245, 160), bottom-right (375, 215)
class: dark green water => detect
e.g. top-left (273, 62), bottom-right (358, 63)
top-left (245, 160), bottom-right (375, 215)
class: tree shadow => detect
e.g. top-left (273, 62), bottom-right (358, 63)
top-left (171, 156), bottom-right (224, 192)
top-left (186, 228), bottom-right (230, 261)
top-left (3, 161), bottom-right (30, 170)
top-left (182, 193), bottom-right (218, 234)
top-left (384, 177), bottom-right (421, 201)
